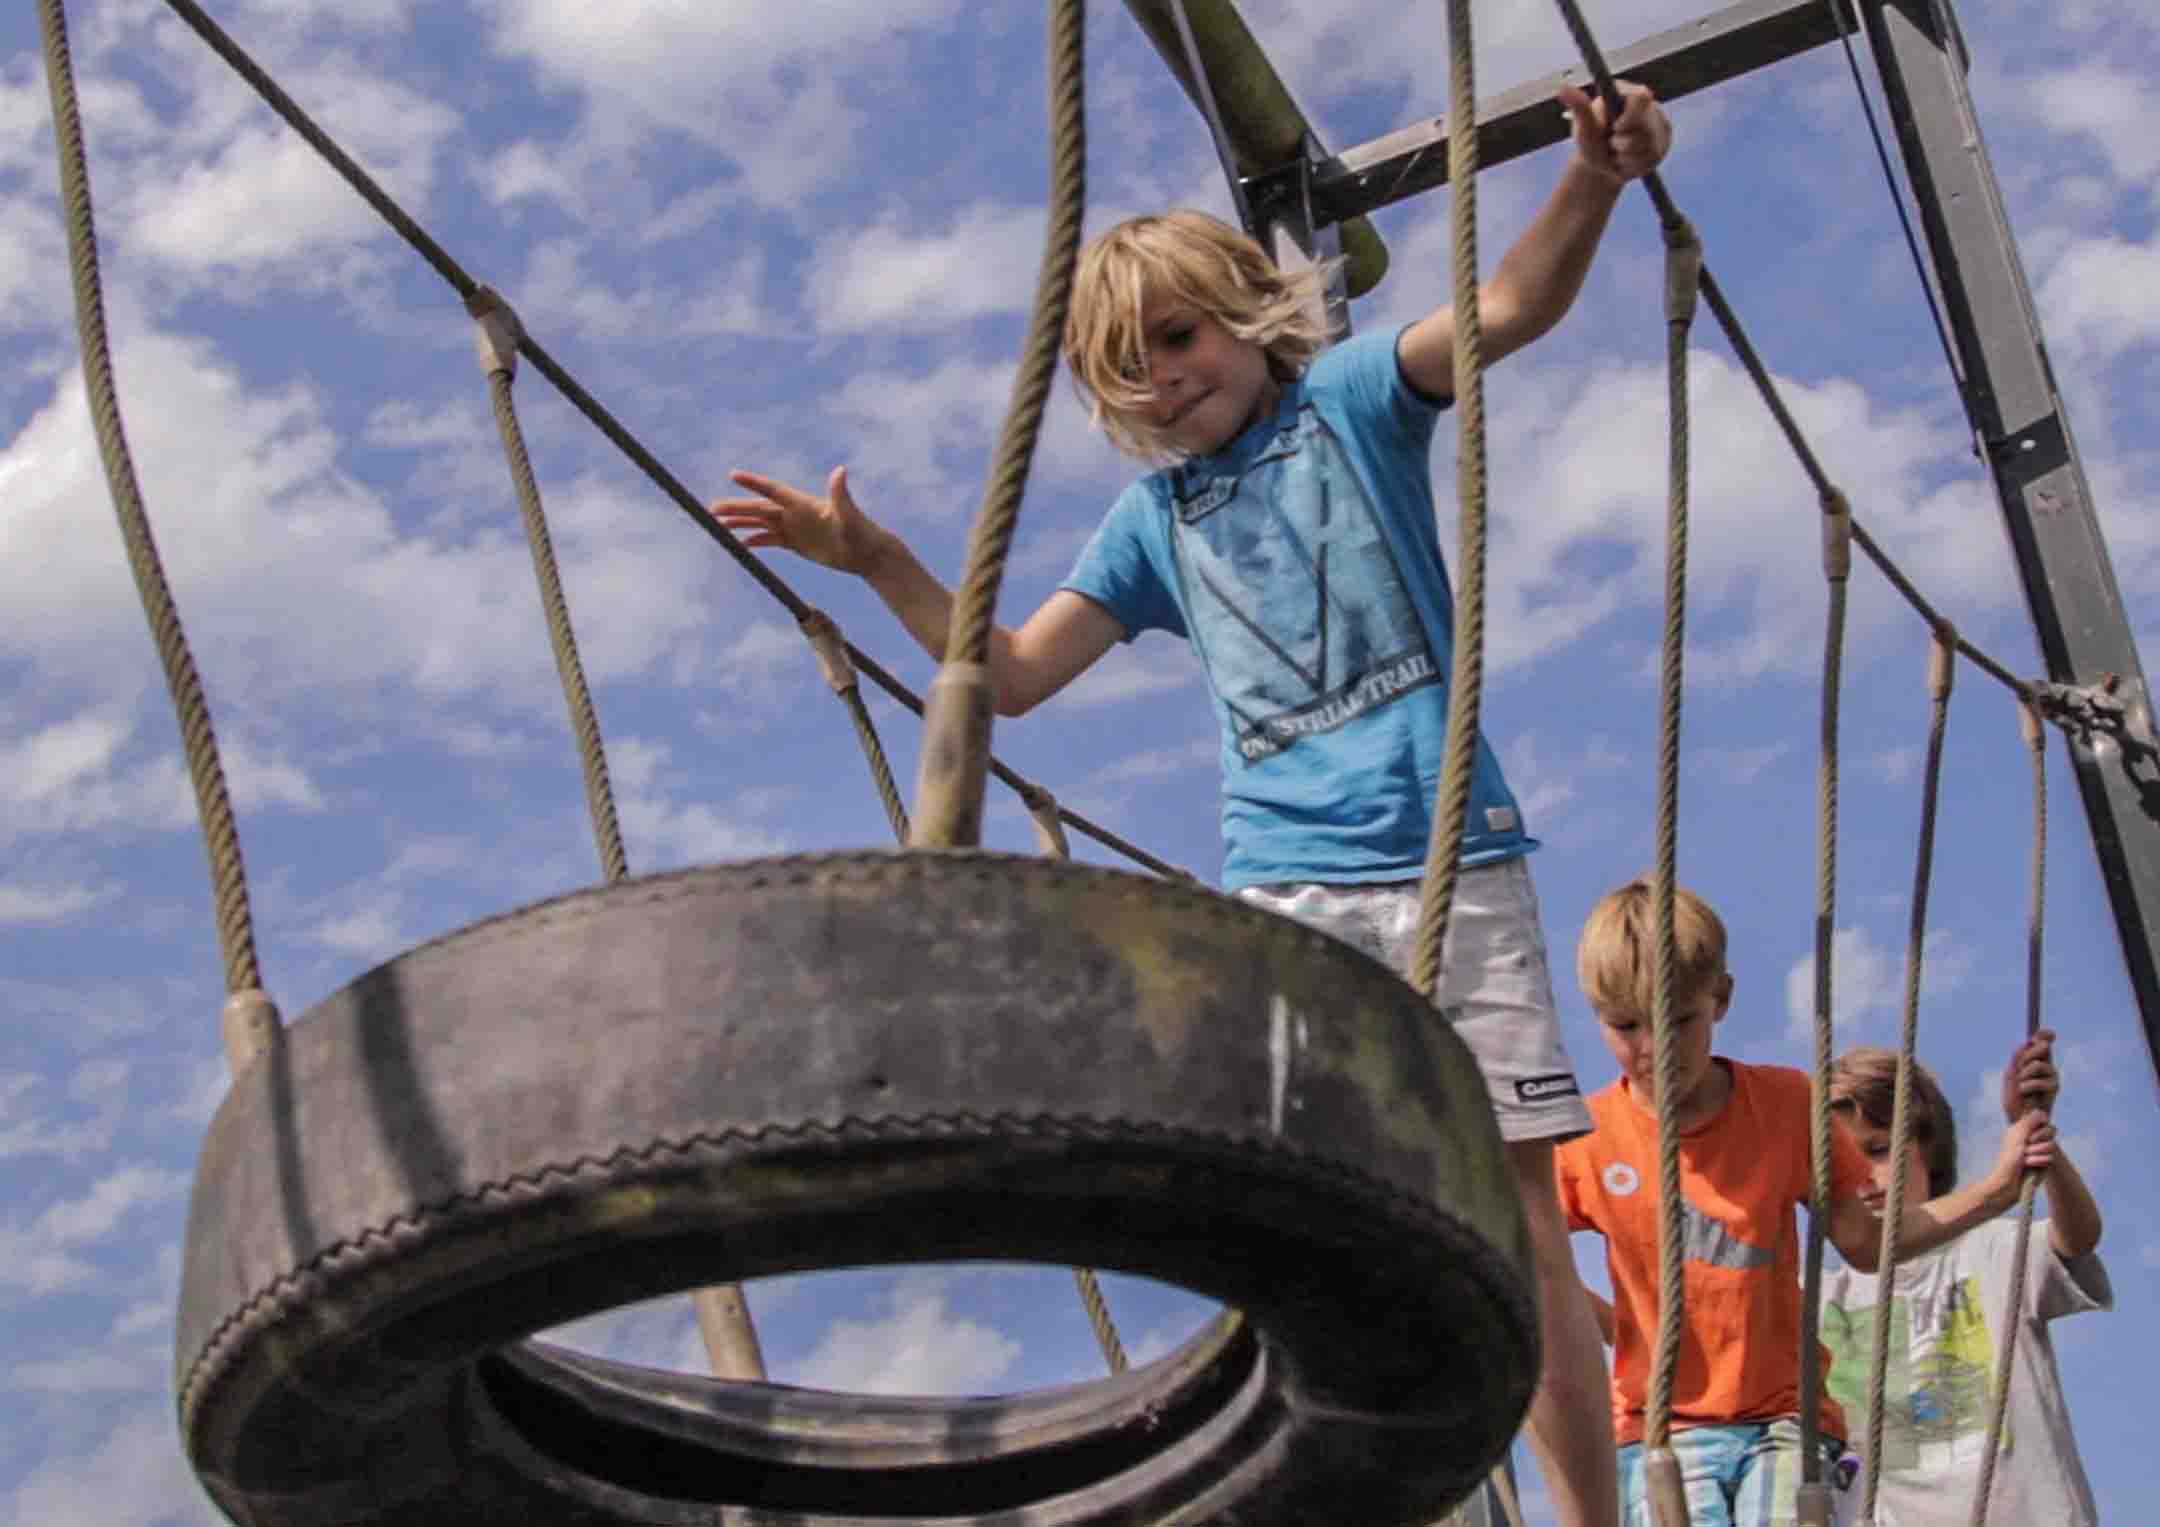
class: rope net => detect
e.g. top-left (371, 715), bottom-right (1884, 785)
top-left (42, 0), bottom-right (2097, 1521)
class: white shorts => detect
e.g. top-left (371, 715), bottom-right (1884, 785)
top-left (1238, 858), bottom-right (1592, 1144)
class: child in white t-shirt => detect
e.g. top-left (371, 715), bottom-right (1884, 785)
top-left (1820, 1032), bottom-right (2110, 1526)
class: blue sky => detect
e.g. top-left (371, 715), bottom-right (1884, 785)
top-left (2, 0), bottom-right (2156, 1522)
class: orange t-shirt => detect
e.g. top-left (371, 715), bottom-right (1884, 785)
top-left (1553, 1059), bottom-right (1871, 1446)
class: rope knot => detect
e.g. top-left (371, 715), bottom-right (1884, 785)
top-left (797, 609), bottom-right (858, 694)
top-left (1819, 488), bottom-right (1853, 582)
top-left (467, 284), bottom-right (522, 378)
top-left (2018, 689), bottom-right (2045, 749)
top-left (220, 987), bottom-right (284, 1074)
top-left (1661, 215), bottom-right (1703, 327)
top-left (1020, 783), bottom-right (1071, 858)
top-left (1929, 623), bottom-right (1958, 700)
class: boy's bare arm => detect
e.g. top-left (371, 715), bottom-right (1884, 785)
top-left (2040, 1146), bottom-right (2103, 1258)
top-left (1397, 81), bottom-right (1672, 398)
top-left (711, 467), bottom-right (1122, 717)
top-left (1826, 1110), bottom-right (2054, 1271)
top-left (1583, 1282), bottom-right (1615, 1346)
top-left (2001, 1028), bottom-right (2104, 1257)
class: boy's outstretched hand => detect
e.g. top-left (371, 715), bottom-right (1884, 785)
top-left (1558, 80), bottom-right (1671, 184)
top-left (709, 467), bottom-right (892, 577)
top-left (2000, 1027), bottom-right (2060, 1121)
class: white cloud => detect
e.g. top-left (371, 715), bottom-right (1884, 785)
top-left (480, 0), bottom-right (964, 205)
top-left (303, 889), bottom-right (408, 959)
top-left (2, 1407), bottom-right (222, 1527)
top-left (0, 1163), bottom-right (187, 1297)
top-left (2035, 233), bottom-right (2160, 367)
top-left (0, 709), bottom-right (322, 842)
top-left (0, 879), bottom-right (114, 925)
top-left (789, 1286), bottom-right (1021, 1397)
top-left (2024, 65), bottom-right (2156, 188)
top-left (1088, 740), bottom-right (1216, 788)
top-left (0, 333), bottom-right (731, 725)
top-left (1449, 350), bottom-right (1984, 679)
top-left (543, 1293), bottom-right (702, 1372)
top-left (810, 205), bottom-right (1050, 334)
top-left (32, 1164), bottom-right (188, 1247)
top-left (512, 236), bottom-right (768, 344)
top-left (607, 735), bottom-right (788, 868)
top-left (1057, 637), bottom-right (1201, 711)
top-left (10, 1352), bottom-right (155, 1394)
top-left (0, 1067), bottom-right (128, 1165)
top-left (1782, 924), bottom-right (1974, 1043)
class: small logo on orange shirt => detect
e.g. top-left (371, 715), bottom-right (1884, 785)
top-left (1603, 1162), bottom-right (1640, 1196)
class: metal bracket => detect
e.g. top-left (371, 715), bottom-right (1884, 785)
top-left (2031, 675), bottom-right (2160, 766)
top-left (1242, 142), bottom-right (1351, 342)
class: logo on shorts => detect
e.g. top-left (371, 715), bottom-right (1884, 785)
top-left (1603, 1163), bottom-right (1641, 1197)
top-left (1514, 1073), bottom-right (1580, 1103)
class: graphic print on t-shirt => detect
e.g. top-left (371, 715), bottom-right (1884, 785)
top-left (1821, 1276), bottom-right (2000, 1467)
top-left (1168, 404), bottom-right (1440, 765)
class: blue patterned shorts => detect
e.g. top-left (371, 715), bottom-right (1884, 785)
top-left (1616, 1420), bottom-right (1851, 1527)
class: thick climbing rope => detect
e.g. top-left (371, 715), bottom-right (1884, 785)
top-left (800, 611), bottom-right (914, 844)
top-left (1965, 697), bottom-right (2049, 1526)
top-left (910, 0), bottom-right (1085, 849)
top-left (1859, 624), bottom-right (1957, 1524)
top-left (147, 0), bottom-right (1173, 883)
top-left (1406, 16), bottom-right (1535, 1525)
top-left (1795, 492), bottom-right (1854, 1526)
top-left (469, 287), bottom-right (631, 885)
top-left (1406, 0), bottom-right (1488, 999)
top-left (1641, 213), bottom-right (1705, 1527)
top-left (40, 0), bottom-right (263, 1011)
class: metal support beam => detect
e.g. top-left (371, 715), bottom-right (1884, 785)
top-left (1128, 0), bottom-right (1848, 304)
top-left (1862, 0), bottom-right (2160, 1090)
top-left (1122, 0), bottom-right (1391, 300)
top-left (1320, 0), bottom-right (1849, 221)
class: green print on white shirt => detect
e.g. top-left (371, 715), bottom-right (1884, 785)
top-left (1821, 1272), bottom-right (2003, 1467)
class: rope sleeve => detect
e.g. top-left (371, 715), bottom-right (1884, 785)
top-left (1023, 784), bottom-right (1072, 858)
top-left (799, 610), bottom-right (858, 694)
top-left (467, 284), bottom-right (520, 378)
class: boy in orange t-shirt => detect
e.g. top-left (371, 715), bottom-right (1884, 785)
top-left (1554, 880), bottom-right (2052, 1527)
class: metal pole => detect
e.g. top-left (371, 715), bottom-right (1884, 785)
top-left (1861, 0), bottom-right (2160, 1092)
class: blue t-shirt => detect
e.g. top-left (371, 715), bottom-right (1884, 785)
top-left (1061, 325), bottom-right (1533, 890)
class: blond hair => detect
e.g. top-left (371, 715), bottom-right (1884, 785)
top-left (1829, 1047), bottom-right (1959, 1198)
top-left (1063, 209), bottom-right (1329, 462)
top-left (1576, 878), bottom-right (1730, 1021)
